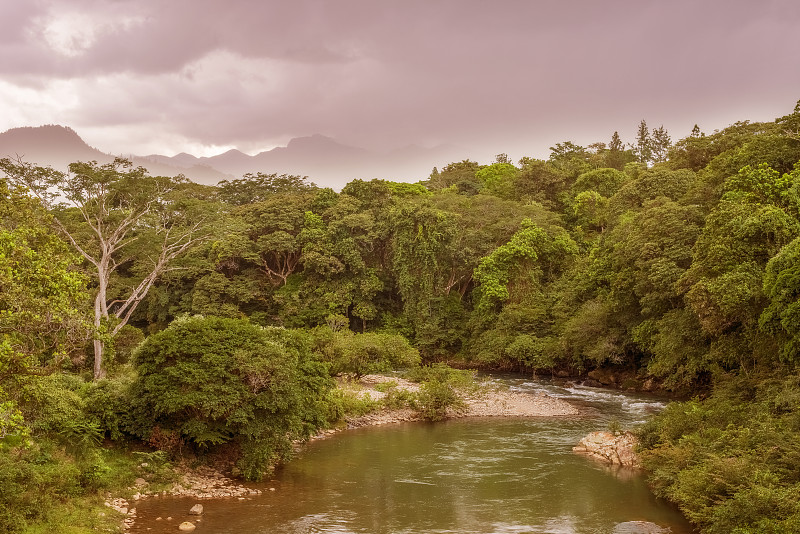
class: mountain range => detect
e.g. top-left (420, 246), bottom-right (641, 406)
top-left (0, 125), bottom-right (462, 189)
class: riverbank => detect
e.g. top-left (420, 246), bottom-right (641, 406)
top-left (125, 377), bottom-right (694, 534)
top-left (337, 374), bottom-right (580, 429)
top-left (112, 374), bottom-right (582, 531)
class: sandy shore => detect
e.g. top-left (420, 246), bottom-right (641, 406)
top-left (331, 374), bottom-right (580, 430)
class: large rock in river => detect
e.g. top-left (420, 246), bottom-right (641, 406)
top-left (573, 431), bottom-right (639, 468)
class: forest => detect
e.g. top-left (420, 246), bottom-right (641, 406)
top-left (2, 101), bottom-right (800, 533)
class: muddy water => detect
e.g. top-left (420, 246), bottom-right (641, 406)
top-left (130, 378), bottom-right (695, 534)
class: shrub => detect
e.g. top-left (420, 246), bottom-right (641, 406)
top-left (374, 380), bottom-right (418, 410)
top-left (410, 364), bottom-right (475, 421)
top-left (128, 315), bottom-right (333, 480)
top-left (312, 327), bottom-right (420, 378)
top-left (324, 388), bottom-right (381, 422)
top-left (0, 441), bottom-right (81, 532)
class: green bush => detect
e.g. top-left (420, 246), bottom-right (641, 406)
top-left (324, 388), bottom-right (381, 422)
top-left (0, 441), bottom-right (81, 532)
top-left (410, 364), bottom-right (475, 421)
top-left (375, 380), bottom-right (418, 410)
top-left (82, 375), bottom-right (133, 442)
top-left (312, 327), bottom-right (420, 378)
top-left (128, 315), bottom-right (333, 480)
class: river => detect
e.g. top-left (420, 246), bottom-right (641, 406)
top-left (129, 377), bottom-right (695, 533)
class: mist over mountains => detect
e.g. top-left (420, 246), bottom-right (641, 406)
top-left (0, 125), bottom-right (461, 189)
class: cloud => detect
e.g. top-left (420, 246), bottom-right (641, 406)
top-left (0, 0), bottom-right (799, 159)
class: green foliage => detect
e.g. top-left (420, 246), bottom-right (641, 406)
top-left (312, 327), bottom-right (420, 378)
top-left (129, 315), bottom-right (333, 480)
top-left (760, 235), bottom-right (800, 363)
top-left (474, 218), bottom-right (576, 313)
top-left (573, 168), bottom-right (628, 198)
top-left (324, 387), bottom-right (381, 422)
top-left (425, 160), bottom-right (482, 194)
top-left (638, 374), bottom-right (800, 533)
top-left (8, 99), bottom-right (800, 533)
top-left (218, 172), bottom-right (316, 205)
top-left (410, 364), bottom-right (475, 421)
top-left (0, 176), bottom-right (90, 389)
top-left (476, 162), bottom-right (518, 197)
top-left (0, 371), bottom-right (158, 533)
top-left (505, 334), bottom-right (557, 369)
top-left (374, 380), bottom-right (418, 410)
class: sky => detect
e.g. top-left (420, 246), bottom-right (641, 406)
top-left (1, 0), bottom-right (799, 163)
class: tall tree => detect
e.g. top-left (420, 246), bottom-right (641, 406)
top-left (650, 125), bottom-right (672, 163)
top-left (606, 131), bottom-right (627, 170)
top-left (0, 158), bottom-right (211, 379)
top-left (635, 120), bottom-right (653, 165)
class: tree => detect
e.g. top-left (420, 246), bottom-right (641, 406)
top-left (475, 162), bottom-right (518, 197)
top-left (473, 218), bottom-right (577, 313)
top-left (0, 177), bottom-right (89, 441)
top-left (424, 160), bottom-right (482, 194)
top-left (760, 236), bottom-right (800, 363)
top-left (606, 131), bottom-right (629, 170)
top-left (238, 192), bottom-right (315, 286)
top-left (218, 172), bottom-right (316, 205)
top-left (0, 158), bottom-right (211, 379)
top-left (651, 125), bottom-right (672, 163)
top-left (128, 316), bottom-right (332, 479)
top-left (635, 120), bottom-right (653, 165)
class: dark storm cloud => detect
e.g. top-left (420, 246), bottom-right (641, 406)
top-left (1, 0), bottom-right (799, 157)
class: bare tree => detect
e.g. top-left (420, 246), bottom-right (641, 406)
top-left (1, 157), bottom-right (210, 379)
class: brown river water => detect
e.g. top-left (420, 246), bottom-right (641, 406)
top-left (129, 377), bottom-right (695, 534)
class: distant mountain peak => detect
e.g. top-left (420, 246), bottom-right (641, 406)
top-left (1, 125), bottom-right (463, 189)
top-left (219, 148), bottom-right (247, 156)
top-left (286, 134), bottom-right (349, 149)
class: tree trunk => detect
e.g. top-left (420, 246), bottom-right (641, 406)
top-left (93, 281), bottom-right (106, 380)
top-left (93, 337), bottom-right (105, 379)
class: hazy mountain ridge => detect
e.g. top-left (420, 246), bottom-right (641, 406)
top-left (1, 125), bottom-right (461, 188)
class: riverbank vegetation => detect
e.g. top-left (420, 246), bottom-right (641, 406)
top-left (2, 102), bottom-right (800, 532)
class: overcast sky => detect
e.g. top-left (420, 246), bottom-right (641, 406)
top-left (1, 0), bottom-right (799, 162)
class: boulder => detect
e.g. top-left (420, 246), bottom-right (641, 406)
top-left (588, 369), bottom-right (617, 386)
top-left (178, 522), bottom-right (196, 531)
top-left (573, 431), bottom-right (640, 468)
top-left (189, 504), bottom-right (203, 515)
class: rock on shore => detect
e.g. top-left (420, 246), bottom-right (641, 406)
top-left (573, 431), bottom-right (640, 467)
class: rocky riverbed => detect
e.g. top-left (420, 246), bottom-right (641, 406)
top-left (105, 464), bottom-right (266, 531)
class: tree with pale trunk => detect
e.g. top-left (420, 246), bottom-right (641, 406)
top-left (0, 157), bottom-right (212, 379)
